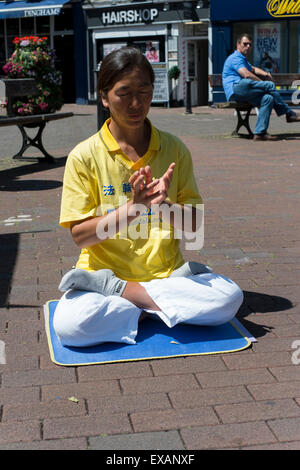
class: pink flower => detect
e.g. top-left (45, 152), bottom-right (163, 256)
top-left (39, 102), bottom-right (48, 110)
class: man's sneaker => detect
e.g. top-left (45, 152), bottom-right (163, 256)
top-left (253, 133), bottom-right (278, 141)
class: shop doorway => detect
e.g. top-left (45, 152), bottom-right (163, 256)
top-left (54, 34), bottom-right (76, 103)
top-left (197, 39), bottom-right (208, 105)
top-left (187, 39), bottom-right (208, 106)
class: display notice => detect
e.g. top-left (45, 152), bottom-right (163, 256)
top-left (253, 23), bottom-right (281, 72)
top-left (152, 63), bottom-right (169, 104)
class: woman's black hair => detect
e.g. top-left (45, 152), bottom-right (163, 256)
top-left (98, 46), bottom-right (155, 95)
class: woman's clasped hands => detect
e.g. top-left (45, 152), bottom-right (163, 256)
top-left (129, 163), bottom-right (175, 208)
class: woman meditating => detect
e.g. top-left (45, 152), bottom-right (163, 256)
top-left (54, 47), bottom-right (243, 347)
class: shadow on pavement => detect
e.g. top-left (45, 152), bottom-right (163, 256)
top-left (233, 132), bottom-right (300, 140)
top-left (0, 156), bottom-right (66, 192)
top-left (274, 132), bottom-right (300, 140)
top-left (237, 290), bottom-right (294, 339)
top-left (0, 233), bottom-right (18, 308)
top-left (0, 231), bottom-right (51, 308)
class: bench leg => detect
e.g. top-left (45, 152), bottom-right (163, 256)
top-left (232, 109), bottom-right (253, 137)
top-left (13, 123), bottom-right (55, 163)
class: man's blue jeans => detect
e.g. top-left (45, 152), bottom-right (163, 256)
top-left (230, 79), bottom-right (291, 135)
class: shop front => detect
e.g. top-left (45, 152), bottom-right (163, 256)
top-left (0, 0), bottom-right (80, 103)
top-left (83, 0), bottom-right (210, 107)
top-left (210, 0), bottom-right (300, 101)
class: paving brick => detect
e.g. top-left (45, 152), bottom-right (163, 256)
top-left (196, 368), bottom-right (276, 388)
top-left (0, 421), bottom-right (41, 444)
top-left (251, 337), bottom-right (296, 353)
top-left (268, 365), bottom-right (300, 382)
top-left (274, 324), bottom-right (300, 338)
top-left (43, 414), bottom-right (132, 440)
top-left (2, 399), bottom-right (86, 422)
top-left (169, 385), bottom-right (252, 408)
top-left (0, 437), bottom-right (88, 450)
top-left (2, 368), bottom-right (76, 387)
top-left (222, 351), bottom-right (292, 370)
top-left (247, 381), bottom-right (300, 400)
top-left (42, 380), bottom-right (121, 401)
top-left (215, 398), bottom-right (300, 424)
top-left (5, 340), bottom-right (48, 357)
top-left (242, 441), bottom-right (300, 450)
top-left (0, 386), bottom-right (40, 405)
top-left (131, 407), bottom-right (219, 432)
top-left (89, 431), bottom-right (185, 450)
top-left (120, 374), bottom-right (200, 394)
top-left (248, 313), bottom-right (295, 326)
top-left (4, 319), bottom-right (42, 345)
top-left (78, 361), bottom-right (153, 381)
top-left (180, 421), bottom-right (277, 449)
top-left (88, 392), bottom-right (171, 415)
top-left (2, 353), bottom-right (38, 371)
top-left (267, 417), bottom-right (300, 442)
top-left (150, 356), bottom-right (227, 375)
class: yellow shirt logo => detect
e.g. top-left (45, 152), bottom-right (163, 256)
top-left (267, 0), bottom-right (300, 17)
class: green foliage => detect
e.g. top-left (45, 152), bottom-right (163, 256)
top-left (168, 65), bottom-right (181, 81)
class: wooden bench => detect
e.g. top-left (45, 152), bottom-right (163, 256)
top-left (208, 73), bottom-right (300, 136)
top-left (0, 78), bottom-right (73, 162)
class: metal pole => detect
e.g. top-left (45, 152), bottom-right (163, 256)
top-left (95, 63), bottom-right (110, 130)
top-left (96, 90), bottom-right (109, 131)
top-left (185, 79), bottom-right (193, 114)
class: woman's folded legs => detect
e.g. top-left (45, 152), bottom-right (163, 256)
top-left (53, 289), bottom-right (142, 347)
top-left (54, 270), bottom-right (243, 347)
top-left (140, 273), bottom-right (244, 328)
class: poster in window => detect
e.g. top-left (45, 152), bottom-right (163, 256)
top-left (254, 23), bottom-right (280, 73)
top-left (103, 43), bottom-right (127, 58)
top-left (145, 41), bottom-right (160, 63)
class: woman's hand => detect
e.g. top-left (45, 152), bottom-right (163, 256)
top-left (129, 163), bottom-right (175, 207)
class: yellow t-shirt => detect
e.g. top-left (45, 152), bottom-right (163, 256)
top-left (59, 118), bottom-right (202, 281)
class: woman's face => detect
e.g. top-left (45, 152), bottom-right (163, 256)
top-left (101, 66), bottom-right (153, 130)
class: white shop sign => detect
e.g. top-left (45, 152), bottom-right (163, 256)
top-left (152, 64), bottom-right (169, 104)
top-left (102, 8), bottom-right (159, 25)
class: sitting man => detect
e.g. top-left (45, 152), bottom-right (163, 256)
top-left (222, 33), bottom-right (300, 141)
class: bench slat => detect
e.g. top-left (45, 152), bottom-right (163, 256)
top-left (0, 111), bottom-right (73, 127)
top-left (214, 102), bottom-right (252, 110)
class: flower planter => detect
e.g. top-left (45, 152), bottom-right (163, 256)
top-left (2, 35), bottom-right (63, 117)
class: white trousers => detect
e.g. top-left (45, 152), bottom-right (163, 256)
top-left (53, 273), bottom-right (243, 347)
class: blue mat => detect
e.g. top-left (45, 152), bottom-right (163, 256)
top-left (44, 300), bottom-right (251, 366)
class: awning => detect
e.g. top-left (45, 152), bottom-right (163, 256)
top-left (0, 0), bottom-right (70, 19)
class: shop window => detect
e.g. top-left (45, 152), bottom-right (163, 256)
top-left (36, 16), bottom-right (50, 35)
top-left (54, 7), bottom-right (73, 32)
top-left (289, 21), bottom-right (300, 73)
top-left (6, 18), bottom-right (20, 37)
top-left (6, 19), bottom-right (20, 57)
top-left (20, 17), bottom-right (34, 36)
top-left (233, 22), bottom-right (287, 73)
top-left (129, 38), bottom-right (165, 63)
top-left (96, 37), bottom-right (165, 64)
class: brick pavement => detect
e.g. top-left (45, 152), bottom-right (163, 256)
top-left (0, 104), bottom-right (300, 450)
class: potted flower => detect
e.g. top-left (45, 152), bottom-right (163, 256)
top-left (2, 35), bottom-right (63, 116)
